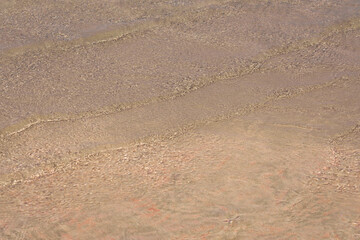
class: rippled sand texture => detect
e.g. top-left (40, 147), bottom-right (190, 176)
top-left (1, 0), bottom-right (360, 239)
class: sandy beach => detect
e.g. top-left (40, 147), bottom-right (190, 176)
top-left (1, 0), bottom-right (360, 239)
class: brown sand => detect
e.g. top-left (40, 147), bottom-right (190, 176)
top-left (1, 0), bottom-right (360, 239)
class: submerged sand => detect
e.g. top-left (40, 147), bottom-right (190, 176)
top-left (1, 0), bottom-right (360, 239)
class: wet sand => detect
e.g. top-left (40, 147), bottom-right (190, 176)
top-left (1, 0), bottom-right (360, 239)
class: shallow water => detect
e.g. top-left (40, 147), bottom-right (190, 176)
top-left (1, 0), bottom-right (360, 239)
